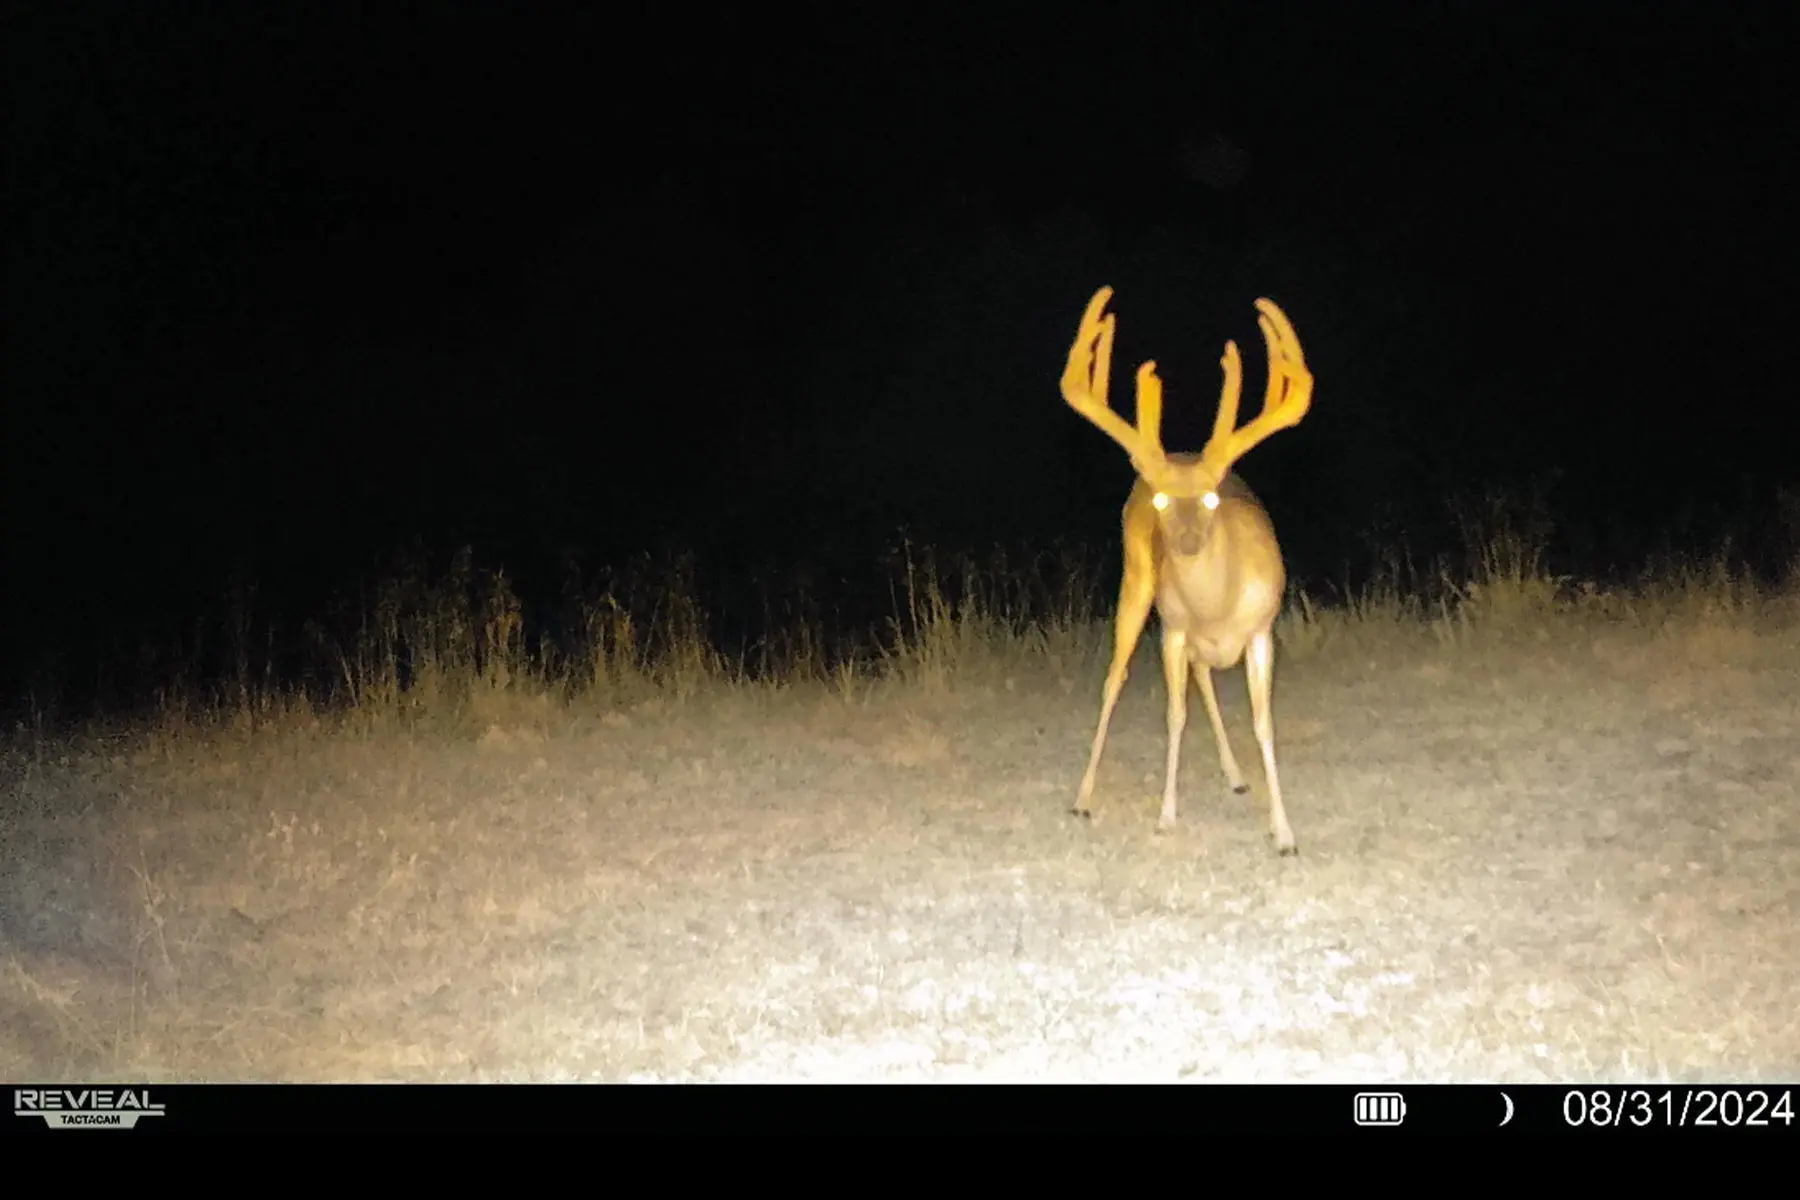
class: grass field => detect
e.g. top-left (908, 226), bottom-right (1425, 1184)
top-left (4, 522), bottom-right (1798, 1083)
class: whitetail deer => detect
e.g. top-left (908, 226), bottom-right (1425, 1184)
top-left (1060, 286), bottom-right (1313, 855)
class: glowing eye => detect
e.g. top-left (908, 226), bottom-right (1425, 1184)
top-left (1202, 491), bottom-right (1220, 511)
top-left (1152, 492), bottom-right (1171, 511)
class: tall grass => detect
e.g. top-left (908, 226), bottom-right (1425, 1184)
top-left (877, 540), bottom-right (1105, 692)
top-left (16, 492), bottom-right (1800, 748)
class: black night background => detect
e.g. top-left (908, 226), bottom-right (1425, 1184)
top-left (5, 6), bottom-right (1800, 1090)
top-left (12, 7), bottom-right (1793, 713)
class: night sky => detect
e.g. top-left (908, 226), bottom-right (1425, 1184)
top-left (8, 8), bottom-right (1796, 710)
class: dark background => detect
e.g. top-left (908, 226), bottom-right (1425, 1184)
top-left (8, 7), bottom-right (1797, 714)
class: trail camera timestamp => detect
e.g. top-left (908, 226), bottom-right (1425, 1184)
top-left (1562, 1089), bottom-right (1794, 1130)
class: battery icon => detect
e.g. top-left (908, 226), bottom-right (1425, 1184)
top-left (1354, 1092), bottom-right (1406, 1126)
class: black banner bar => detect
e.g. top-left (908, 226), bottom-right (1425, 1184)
top-left (4, 1084), bottom-right (1797, 1134)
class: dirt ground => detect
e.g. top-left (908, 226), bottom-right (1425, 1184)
top-left (3, 616), bottom-right (1797, 1083)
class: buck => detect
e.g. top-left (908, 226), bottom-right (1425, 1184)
top-left (1060, 286), bottom-right (1313, 855)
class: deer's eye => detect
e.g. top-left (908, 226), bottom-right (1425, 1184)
top-left (1202, 492), bottom-right (1220, 511)
top-left (1152, 492), bottom-right (1171, 511)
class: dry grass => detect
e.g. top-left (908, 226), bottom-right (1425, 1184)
top-left (3, 519), bottom-right (1798, 1083)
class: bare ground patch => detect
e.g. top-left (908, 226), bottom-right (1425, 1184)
top-left (3, 621), bottom-right (1797, 1083)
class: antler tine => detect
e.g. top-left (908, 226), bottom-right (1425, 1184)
top-left (1062, 287), bottom-right (1165, 472)
top-left (1209, 338), bottom-right (1245, 451)
top-left (1134, 361), bottom-right (1164, 450)
top-left (1202, 297), bottom-right (1312, 476)
top-left (1253, 298), bottom-right (1310, 427)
